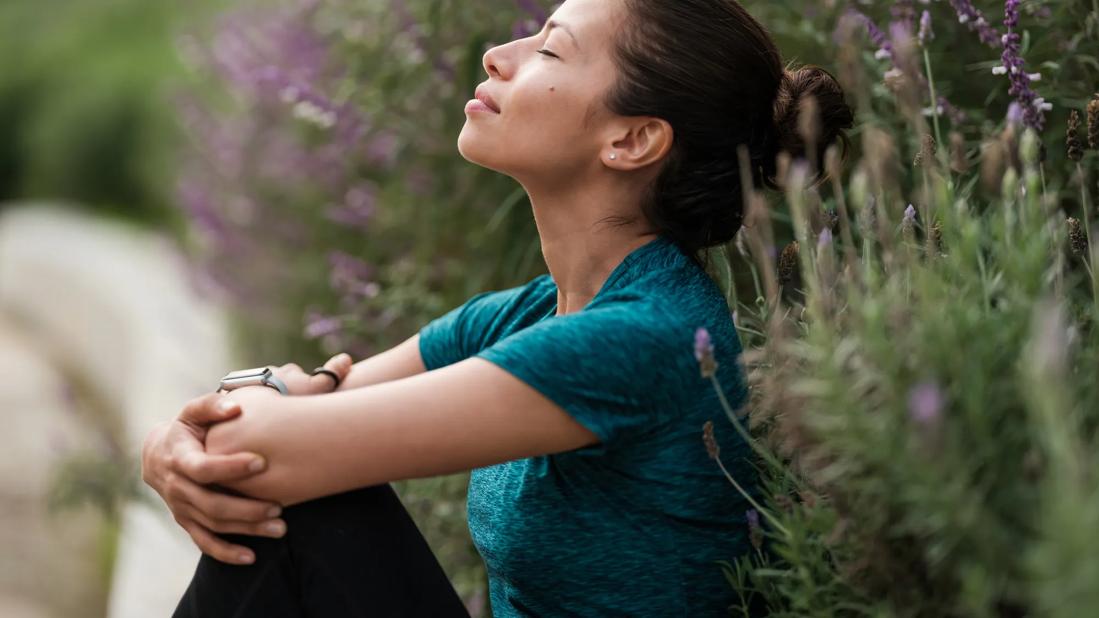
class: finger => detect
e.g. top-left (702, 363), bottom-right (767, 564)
top-left (308, 353), bottom-right (353, 392)
top-left (280, 362), bottom-right (303, 374)
top-left (177, 475), bottom-right (282, 522)
top-left (309, 371), bottom-right (339, 393)
top-left (180, 392), bottom-right (242, 426)
top-left (178, 448), bottom-right (268, 485)
top-left (184, 504), bottom-right (287, 539)
top-left (326, 352), bottom-right (353, 378)
top-left (181, 520), bottom-right (256, 565)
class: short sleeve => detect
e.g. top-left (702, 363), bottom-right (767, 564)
top-left (419, 277), bottom-right (549, 371)
top-left (474, 304), bottom-right (697, 456)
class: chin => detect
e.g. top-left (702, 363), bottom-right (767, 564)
top-left (457, 125), bottom-right (504, 173)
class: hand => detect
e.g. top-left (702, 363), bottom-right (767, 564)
top-left (267, 352), bottom-right (354, 396)
top-left (141, 392), bottom-right (285, 565)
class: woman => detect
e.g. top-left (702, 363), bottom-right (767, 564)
top-left (142, 0), bottom-right (854, 615)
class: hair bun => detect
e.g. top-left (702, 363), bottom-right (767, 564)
top-left (767, 65), bottom-right (855, 187)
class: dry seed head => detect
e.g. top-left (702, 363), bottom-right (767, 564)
top-left (902, 205), bottom-right (917, 244)
top-left (774, 151), bottom-right (792, 191)
top-left (930, 219), bottom-right (944, 256)
top-left (980, 138), bottom-right (1006, 194)
top-left (798, 94), bottom-right (822, 148)
top-left (913, 134), bottom-right (937, 167)
top-left (702, 421), bottom-right (720, 459)
top-left (883, 68), bottom-right (909, 96)
top-left (862, 126), bottom-right (898, 192)
top-left (1087, 94), bottom-right (1099, 150)
top-left (778, 240), bottom-right (800, 286)
top-left (949, 131), bottom-right (969, 173)
top-left (1067, 110), bottom-right (1084, 162)
top-left (1067, 217), bottom-right (1088, 258)
top-left (824, 143), bottom-right (842, 181)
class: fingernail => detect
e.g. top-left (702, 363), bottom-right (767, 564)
top-left (265, 521), bottom-right (286, 536)
top-left (218, 400), bottom-right (237, 414)
top-left (249, 457), bottom-right (266, 472)
top-left (266, 505), bottom-right (282, 518)
top-left (238, 552), bottom-right (255, 564)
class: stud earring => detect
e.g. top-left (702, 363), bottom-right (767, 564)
top-left (609, 153), bottom-right (617, 160)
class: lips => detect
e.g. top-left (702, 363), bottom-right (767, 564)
top-left (474, 86), bottom-right (501, 113)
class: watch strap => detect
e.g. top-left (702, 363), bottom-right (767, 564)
top-left (262, 372), bottom-right (289, 395)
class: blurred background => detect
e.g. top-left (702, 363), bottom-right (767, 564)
top-left (2, 0), bottom-right (1097, 616)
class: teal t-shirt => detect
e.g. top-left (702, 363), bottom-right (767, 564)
top-left (418, 235), bottom-right (758, 616)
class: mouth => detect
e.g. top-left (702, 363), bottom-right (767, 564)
top-left (473, 86), bottom-right (502, 113)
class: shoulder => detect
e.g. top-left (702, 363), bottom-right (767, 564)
top-left (593, 262), bottom-right (732, 341)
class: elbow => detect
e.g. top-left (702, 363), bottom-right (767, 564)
top-left (204, 412), bottom-right (306, 505)
top-left (206, 415), bottom-right (252, 458)
top-left (204, 414), bottom-right (286, 502)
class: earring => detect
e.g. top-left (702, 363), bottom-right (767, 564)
top-left (609, 153), bottom-right (617, 160)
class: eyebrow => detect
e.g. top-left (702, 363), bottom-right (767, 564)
top-left (546, 19), bottom-right (581, 52)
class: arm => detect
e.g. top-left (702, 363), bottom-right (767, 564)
top-left (207, 355), bottom-right (601, 506)
top-left (334, 334), bottom-right (426, 391)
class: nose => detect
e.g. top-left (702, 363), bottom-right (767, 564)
top-left (482, 43), bottom-right (508, 80)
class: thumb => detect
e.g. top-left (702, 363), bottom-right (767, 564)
top-left (181, 392), bottom-right (242, 427)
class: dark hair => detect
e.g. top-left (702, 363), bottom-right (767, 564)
top-left (605, 0), bottom-right (855, 265)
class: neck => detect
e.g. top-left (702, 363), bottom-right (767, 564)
top-left (519, 174), bottom-right (659, 317)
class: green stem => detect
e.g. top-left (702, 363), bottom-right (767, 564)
top-left (708, 374), bottom-right (808, 495)
top-left (922, 48), bottom-right (950, 179)
top-left (712, 452), bottom-right (788, 537)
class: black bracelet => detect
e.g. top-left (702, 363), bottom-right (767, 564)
top-left (312, 367), bottom-right (342, 389)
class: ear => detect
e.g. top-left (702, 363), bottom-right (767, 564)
top-left (605, 117), bottom-right (674, 169)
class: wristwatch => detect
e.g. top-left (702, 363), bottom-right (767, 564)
top-left (218, 366), bottom-right (289, 395)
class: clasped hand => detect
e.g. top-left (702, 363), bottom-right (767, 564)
top-left (140, 353), bottom-right (353, 565)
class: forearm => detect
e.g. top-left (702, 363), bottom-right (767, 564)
top-left (334, 334), bottom-right (426, 391)
top-left (206, 379), bottom-right (465, 506)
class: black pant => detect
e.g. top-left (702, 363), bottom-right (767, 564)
top-left (174, 484), bottom-right (472, 617)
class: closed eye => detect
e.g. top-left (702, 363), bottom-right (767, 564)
top-left (536, 49), bottom-right (559, 59)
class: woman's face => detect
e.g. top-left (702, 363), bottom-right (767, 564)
top-left (457, 0), bottom-right (625, 184)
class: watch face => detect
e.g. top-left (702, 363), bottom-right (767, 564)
top-left (223, 367), bottom-right (271, 380)
top-left (221, 367), bottom-right (272, 388)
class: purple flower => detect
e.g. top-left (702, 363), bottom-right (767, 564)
top-left (918, 10), bottom-right (934, 45)
top-left (694, 327), bottom-right (713, 362)
top-left (818, 227), bottom-right (833, 249)
top-left (849, 9), bottom-right (966, 125)
top-left (1006, 101), bottom-right (1024, 128)
top-left (694, 327), bottom-right (718, 378)
top-left (907, 380), bottom-right (944, 426)
top-left (997, 0), bottom-right (1048, 131)
top-left (325, 182), bottom-right (379, 231)
top-left (850, 9), bottom-right (894, 60)
top-left (948, 0), bottom-right (1002, 47)
top-left (304, 310), bottom-right (343, 339)
top-left (328, 250), bottom-right (379, 300)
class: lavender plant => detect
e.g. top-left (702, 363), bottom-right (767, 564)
top-left (695, 2), bottom-right (1099, 614)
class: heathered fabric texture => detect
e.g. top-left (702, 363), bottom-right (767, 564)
top-left (418, 235), bottom-right (758, 617)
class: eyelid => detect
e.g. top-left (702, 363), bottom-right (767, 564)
top-left (537, 49), bottom-right (559, 58)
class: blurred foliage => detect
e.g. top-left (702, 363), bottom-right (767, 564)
top-left (0, 0), bottom-right (211, 226)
